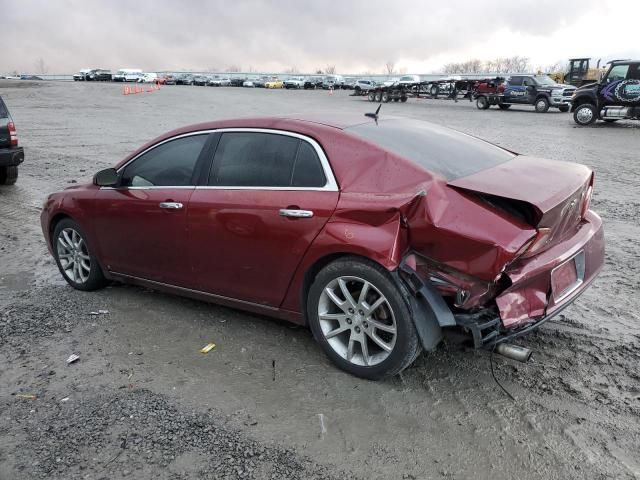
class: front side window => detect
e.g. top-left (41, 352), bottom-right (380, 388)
top-left (607, 65), bottom-right (629, 83)
top-left (208, 132), bottom-right (326, 188)
top-left (121, 134), bottom-right (208, 187)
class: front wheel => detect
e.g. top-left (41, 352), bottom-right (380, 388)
top-left (559, 105), bottom-right (570, 113)
top-left (0, 165), bottom-right (18, 185)
top-left (535, 97), bottom-right (550, 113)
top-left (307, 257), bottom-right (422, 380)
top-left (573, 103), bottom-right (597, 126)
top-left (53, 219), bottom-right (108, 291)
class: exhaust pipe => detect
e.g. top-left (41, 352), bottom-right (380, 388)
top-left (495, 343), bottom-right (532, 363)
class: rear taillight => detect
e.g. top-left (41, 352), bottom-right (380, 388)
top-left (8, 122), bottom-right (17, 147)
top-left (581, 184), bottom-right (593, 219)
top-left (519, 227), bottom-right (552, 258)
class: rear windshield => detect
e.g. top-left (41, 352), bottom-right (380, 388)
top-left (0, 97), bottom-right (7, 118)
top-left (347, 118), bottom-right (514, 180)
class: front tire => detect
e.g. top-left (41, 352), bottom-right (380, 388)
top-left (559, 105), bottom-right (570, 113)
top-left (573, 103), bottom-right (597, 126)
top-left (307, 257), bottom-right (422, 380)
top-left (535, 97), bottom-right (550, 113)
top-left (0, 166), bottom-right (18, 185)
top-left (52, 218), bottom-right (108, 291)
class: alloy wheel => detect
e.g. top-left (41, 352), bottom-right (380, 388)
top-left (318, 276), bottom-right (397, 367)
top-left (56, 228), bottom-right (91, 284)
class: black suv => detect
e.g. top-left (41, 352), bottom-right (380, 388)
top-left (0, 96), bottom-right (24, 185)
top-left (571, 60), bottom-right (640, 126)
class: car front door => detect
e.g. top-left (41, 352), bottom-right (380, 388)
top-left (522, 77), bottom-right (538, 103)
top-left (92, 132), bottom-right (212, 285)
top-left (187, 130), bottom-right (339, 307)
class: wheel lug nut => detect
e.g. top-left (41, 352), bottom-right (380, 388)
top-left (358, 310), bottom-right (364, 315)
top-left (355, 326), bottom-right (361, 333)
top-left (348, 308), bottom-right (354, 314)
top-left (363, 322), bottom-right (369, 329)
top-left (346, 318), bottom-right (352, 324)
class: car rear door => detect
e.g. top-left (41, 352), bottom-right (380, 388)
top-left (91, 132), bottom-right (213, 286)
top-left (504, 76), bottom-right (526, 104)
top-left (187, 129), bottom-right (339, 307)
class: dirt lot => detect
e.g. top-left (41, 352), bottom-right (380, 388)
top-left (0, 80), bottom-right (639, 480)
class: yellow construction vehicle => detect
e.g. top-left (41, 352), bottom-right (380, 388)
top-left (552, 58), bottom-right (606, 87)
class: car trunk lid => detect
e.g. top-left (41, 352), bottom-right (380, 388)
top-left (448, 156), bottom-right (592, 250)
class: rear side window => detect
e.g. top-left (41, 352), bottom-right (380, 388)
top-left (121, 134), bottom-right (208, 187)
top-left (347, 119), bottom-right (515, 181)
top-left (292, 141), bottom-right (326, 187)
top-left (209, 132), bottom-right (326, 188)
top-left (509, 77), bottom-right (523, 86)
top-left (0, 98), bottom-right (8, 118)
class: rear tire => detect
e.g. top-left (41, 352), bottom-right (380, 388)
top-left (535, 97), bottom-right (550, 113)
top-left (307, 257), bottom-right (422, 380)
top-left (52, 218), bottom-right (108, 291)
top-left (476, 96), bottom-right (490, 110)
top-left (0, 166), bottom-right (18, 185)
top-left (374, 91), bottom-right (383, 102)
top-left (381, 92), bottom-right (390, 103)
top-left (368, 91), bottom-right (376, 102)
top-left (400, 96), bottom-right (408, 103)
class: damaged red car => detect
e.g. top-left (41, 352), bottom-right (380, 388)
top-left (40, 115), bottom-right (604, 379)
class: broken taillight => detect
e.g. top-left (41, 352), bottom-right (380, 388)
top-left (8, 122), bottom-right (17, 147)
top-left (519, 228), bottom-right (552, 258)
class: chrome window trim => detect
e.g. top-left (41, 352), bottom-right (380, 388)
top-left (102, 128), bottom-right (339, 192)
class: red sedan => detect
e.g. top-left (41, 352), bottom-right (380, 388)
top-left (40, 115), bottom-right (604, 379)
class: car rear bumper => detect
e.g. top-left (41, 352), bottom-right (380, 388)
top-left (0, 146), bottom-right (24, 167)
top-left (453, 210), bottom-right (604, 347)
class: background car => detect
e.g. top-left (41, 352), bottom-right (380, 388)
top-left (176, 74), bottom-right (194, 85)
top-left (353, 79), bottom-right (376, 94)
top-left (193, 75), bottom-right (209, 86)
top-left (284, 77), bottom-right (305, 89)
top-left (88, 69), bottom-right (112, 81)
top-left (73, 68), bottom-right (93, 81)
top-left (304, 77), bottom-right (324, 89)
top-left (138, 72), bottom-right (158, 83)
top-left (242, 76), bottom-right (259, 87)
top-left (322, 75), bottom-right (345, 89)
top-left (209, 77), bottom-right (231, 86)
top-left (160, 74), bottom-right (176, 85)
top-left (40, 115), bottom-right (604, 380)
top-left (0, 95), bottom-right (24, 185)
top-left (265, 78), bottom-right (284, 88)
top-left (230, 77), bottom-right (246, 87)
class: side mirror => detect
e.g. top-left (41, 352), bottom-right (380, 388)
top-left (93, 168), bottom-right (118, 187)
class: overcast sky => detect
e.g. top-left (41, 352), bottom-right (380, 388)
top-left (2, 0), bottom-right (638, 74)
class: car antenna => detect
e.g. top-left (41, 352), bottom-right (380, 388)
top-left (365, 104), bottom-right (382, 124)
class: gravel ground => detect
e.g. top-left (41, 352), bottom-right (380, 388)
top-left (0, 80), bottom-right (639, 480)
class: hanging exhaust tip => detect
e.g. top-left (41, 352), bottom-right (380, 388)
top-left (495, 343), bottom-right (532, 363)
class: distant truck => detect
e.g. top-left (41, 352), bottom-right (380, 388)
top-left (113, 69), bottom-right (143, 82)
top-left (0, 95), bottom-right (24, 185)
top-left (475, 74), bottom-right (576, 112)
top-left (571, 60), bottom-right (640, 126)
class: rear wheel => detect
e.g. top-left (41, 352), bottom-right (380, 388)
top-left (368, 91), bottom-right (376, 102)
top-left (374, 91), bottom-right (383, 102)
top-left (53, 218), bottom-right (108, 291)
top-left (476, 96), bottom-right (490, 110)
top-left (0, 166), bottom-right (18, 185)
top-left (400, 96), bottom-right (408, 103)
top-left (307, 257), bottom-right (422, 380)
top-left (574, 103), bottom-right (597, 126)
top-left (535, 97), bottom-right (550, 113)
top-left (381, 92), bottom-right (390, 103)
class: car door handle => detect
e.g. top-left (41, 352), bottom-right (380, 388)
top-left (279, 209), bottom-right (314, 218)
top-left (159, 202), bottom-right (183, 209)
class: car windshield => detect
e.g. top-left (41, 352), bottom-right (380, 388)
top-left (534, 75), bottom-right (557, 86)
top-left (347, 118), bottom-right (515, 181)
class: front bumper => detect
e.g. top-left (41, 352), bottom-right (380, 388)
top-left (550, 95), bottom-right (573, 106)
top-left (0, 146), bottom-right (24, 167)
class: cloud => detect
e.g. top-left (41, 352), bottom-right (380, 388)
top-left (1, 0), bottom-right (637, 74)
